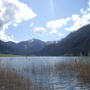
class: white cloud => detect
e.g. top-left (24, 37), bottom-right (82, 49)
top-left (58, 33), bottom-right (64, 36)
top-left (49, 29), bottom-right (64, 37)
top-left (34, 27), bottom-right (47, 33)
top-left (72, 14), bottom-right (80, 21)
top-left (0, 31), bottom-right (16, 42)
top-left (88, 0), bottom-right (90, 6)
top-left (49, 29), bottom-right (58, 34)
top-left (0, 0), bottom-right (36, 41)
top-left (47, 18), bottom-right (71, 30)
top-left (30, 23), bottom-right (34, 27)
top-left (80, 8), bottom-right (87, 14)
top-left (46, 18), bottom-right (71, 36)
top-left (66, 17), bottom-right (89, 31)
top-left (65, 0), bottom-right (90, 31)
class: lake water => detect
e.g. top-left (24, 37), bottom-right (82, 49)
top-left (0, 57), bottom-right (90, 90)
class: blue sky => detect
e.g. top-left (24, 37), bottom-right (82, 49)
top-left (0, 0), bottom-right (90, 42)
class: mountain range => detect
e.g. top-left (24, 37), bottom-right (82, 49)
top-left (0, 39), bottom-right (56, 55)
top-left (0, 24), bottom-right (90, 56)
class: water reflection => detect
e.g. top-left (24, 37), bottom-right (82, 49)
top-left (0, 57), bottom-right (90, 90)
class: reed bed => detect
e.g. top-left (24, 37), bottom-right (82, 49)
top-left (55, 60), bottom-right (90, 80)
top-left (0, 68), bottom-right (32, 90)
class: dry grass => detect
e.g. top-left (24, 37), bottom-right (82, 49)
top-left (55, 60), bottom-right (90, 80)
top-left (73, 61), bottom-right (90, 80)
top-left (0, 68), bottom-right (32, 90)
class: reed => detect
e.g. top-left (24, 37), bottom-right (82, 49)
top-left (0, 68), bottom-right (32, 90)
top-left (55, 60), bottom-right (90, 80)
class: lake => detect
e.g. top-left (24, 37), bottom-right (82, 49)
top-left (0, 56), bottom-right (90, 90)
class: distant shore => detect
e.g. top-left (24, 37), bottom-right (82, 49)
top-left (0, 54), bottom-right (90, 57)
top-left (0, 54), bottom-right (22, 57)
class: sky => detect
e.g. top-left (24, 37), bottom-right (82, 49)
top-left (0, 0), bottom-right (90, 42)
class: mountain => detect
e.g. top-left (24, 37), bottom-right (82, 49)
top-left (16, 39), bottom-right (47, 55)
top-left (36, 24), bottom-right (90, 56)
top-left (0, 39), bottom-right (50, 55)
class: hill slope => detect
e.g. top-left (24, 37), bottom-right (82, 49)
top-left (36, 24), bottom-right (90, 56)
